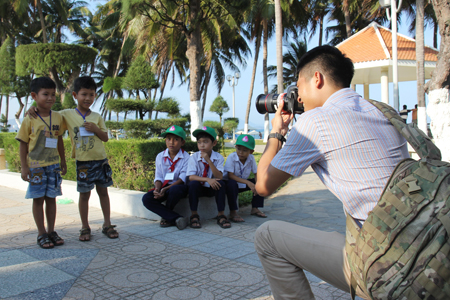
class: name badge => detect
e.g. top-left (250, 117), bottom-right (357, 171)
top-left (80, 127), bottom-right (95, 137)
top-left (238, 183), bottom-right (246, 189)
top-left (45, 137), bottom-right (58, 148)
top-left (164, 172), bottom-right (175, 181)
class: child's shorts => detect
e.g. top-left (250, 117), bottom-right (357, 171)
top-left (76, 159), bottom-right (113, 193)
top-left (25, 163), bottom-right (63, 199)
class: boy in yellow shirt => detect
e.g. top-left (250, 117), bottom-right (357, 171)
top-left (28, 76), bottom-right (118, 241)
top-left (17, 77), bottom-right (67, 249)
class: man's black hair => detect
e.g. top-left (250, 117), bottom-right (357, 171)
top-left (196, 132), bottom-right (215, 142)
top-left (73, 76), bottom-right (97, 93)
top-left (30, 77), bottom-right (56, 94)
top-left (403, 105), bottom-right (407, 109)
top-left (296, 45), bottom-right (354, 88)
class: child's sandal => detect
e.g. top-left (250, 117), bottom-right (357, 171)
top-left (48, 231), bottom-right (64, 246)
top-left (102, 225), bottom-right (119, 239)
top-left (190, 214), bottom-right (202, 229)
top-left (217, 215), bottom-right (231, 229)
top-left (37, 233), bottom-right (54, 249)
top-left (79, 228), bottom-right (91, 242)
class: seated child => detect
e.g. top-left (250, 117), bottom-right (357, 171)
top-left (186, 126), bottom-right (230, 229)
top-left (224, 134), bottom-right (266, 221)
top-left (142, 125), bottom-right (190, 230)
top-left (16, 76), bottom-right (67, 249)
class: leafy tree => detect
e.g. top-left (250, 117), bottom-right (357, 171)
top-left (0, 37), bottom-right (15, 125)
top-left (209, 95), bottom-right (229, 125)
top-left (0, 114), bottom-right (10, 132)
top-left (15, 43), bottom-right (97, 103)
top-left (203, 120), bottom-right (225, 155)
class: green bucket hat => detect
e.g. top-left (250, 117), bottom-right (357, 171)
top-left (192, 126), bottom-right (217, 141)
top-left (235, 134), bottom-right (255, 150)
top-left (161, 125), bottom-right (186, 140)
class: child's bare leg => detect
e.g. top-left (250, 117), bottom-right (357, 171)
top-left (33, 197), bottom-right (47, 236)
top-left (79, 191), bottom-right (91, 229)
top-left (45, 196), bottom-right (56, 233)
top-left (97, 186), bottom-right (118, 238)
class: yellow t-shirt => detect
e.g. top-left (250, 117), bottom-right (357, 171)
top-left (60, 109), bottom-right (107, 161)
top-left (15, 112), bottom-right (64, 168)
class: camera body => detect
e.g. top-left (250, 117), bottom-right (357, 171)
top-left (255, 85), bottom-right (304, 115)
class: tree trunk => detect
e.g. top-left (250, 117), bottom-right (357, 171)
top-left (5, 95), bottom-right (9, 127)
top-left (36, 0), bottom-right (47, 43)
top-left (343, 0), bottom-right (352, 37)
top-left (14, 96), bottom-right (24, 128)
top-left (426, 0), bottom-right (450, 161)
top-left (0, 95), bottom-right (2, 116)
top-left (186, 0), bottom-right (203, 138)
top-left (275, 0), bottom-right (283, 94)
top-left (245, 33), bottom-right (261, 134)
top-left (263, 20), bottom-right (270, 143)
top-left (434, 20), bottom-right (438, 49)
top-left (319, 16), bottom-right (324, 46)
top-left (201, 64), bottom-right (212, 121)
top-left (23, 95), bottom-right (28, 117)
top-left (416, 0), bottom-right (427, 133)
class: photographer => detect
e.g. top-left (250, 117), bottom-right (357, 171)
top-left (254, 45), bottom-right (409, 299)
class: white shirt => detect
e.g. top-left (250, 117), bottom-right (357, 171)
top-left (186, 150), bottom-right (224, 188)
top-left (224, 152), bottom-right (257, 188)
top-left (154, 148), bottom-right (190, 184)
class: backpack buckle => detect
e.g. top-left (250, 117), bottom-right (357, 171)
top-left (405, 178), bottom-right (421, 194)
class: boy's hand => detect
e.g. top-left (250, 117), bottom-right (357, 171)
top-left (60, 161), bottom-right (67, 176)
top-left (200, 151), bottom-right (211, 162)
top-left (21, 166), bottom-right (30, 182)
top-left (159, 187), bottom-right (167, 197)
top-left (247, 181), bottom-right (258, 195)
top-left (26, 106), bottom-right (39, 119)
top-left (207, 178), bottom-right (222, 190)
top-left (153, 188), bottom-right (162, 199)
top-left (84, 122), bottom-right (100, 133)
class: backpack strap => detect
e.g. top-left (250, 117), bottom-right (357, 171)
top-left (366, 99), bottom-right (441, 161)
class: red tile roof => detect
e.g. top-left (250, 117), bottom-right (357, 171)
top-left (337, 22), bottom-right (438, 63)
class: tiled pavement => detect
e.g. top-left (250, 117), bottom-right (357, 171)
top-left (0, 168), bottom-right (360, 300)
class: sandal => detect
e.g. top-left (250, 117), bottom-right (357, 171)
top-left (102, 225), bottom-right (119, 239)
top-left (79, 228), bottom-right (91, 242)
top-left (48, 231), bottom-right (64, 246)
top-left (37, 233), bottom-right (54, 249)
top-left (229, 215), bottom-right (245, 223)
top-left (160, 219), bottom-right (175, 228)
top-left (251, 211), bottom-right (267, 218)
top-left (190, 214), bottom-right (202, 229)
top-left (217, 215), bottom-right (231, 229)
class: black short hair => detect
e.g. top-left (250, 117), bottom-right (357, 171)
top-left (30, 77), bottom-right (56, 94)
top-left (403, 105), bottom-right (407, 109)
top-left (73, 76), bottom-right (97, 93)
top-left (296, 45), bottom-right (354, 88)
top-left (196, 132), bottom-right (214, 142)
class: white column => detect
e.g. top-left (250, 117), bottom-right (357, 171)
top-left (364, 83), bottom-right (370, 100)
top-left (392, 0), bottom-right (399, 111)
top-left (427, 88), bottom-right (450, 162)
top-left (190, 100), bottom-right (202, 140)
top-left (381, 67), bottom-right (389, 105)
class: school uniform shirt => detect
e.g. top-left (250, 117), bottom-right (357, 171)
top-left (154, 148), bottom-right (190, 185)
top-left (60, 109), bottom-right (107, 161)
top-left (15, 112), bottom-right (64, 168)
top-left (224, 152), bottom-right (258, 188)
top-left (186, 150), bottom-right (224, 188)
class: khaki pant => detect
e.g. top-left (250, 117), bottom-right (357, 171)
top-left (254, 220), bottom-right (370, 300)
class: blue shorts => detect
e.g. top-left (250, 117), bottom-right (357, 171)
top-left (76, 159), bottom-right (113, 193)
top-left (25, 163), bottom-right (63, 199)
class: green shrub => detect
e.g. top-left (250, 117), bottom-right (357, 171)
top-left (0, 132), bottom-right (16, 148)
top-left (2, 134), bottom-right (220, 192)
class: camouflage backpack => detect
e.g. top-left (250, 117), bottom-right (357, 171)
top-left (345, 99), bottom-right (450, 300)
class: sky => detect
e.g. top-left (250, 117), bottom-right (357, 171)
top-left (3, 1), bottom-right (438, 131)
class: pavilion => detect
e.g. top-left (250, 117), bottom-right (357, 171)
top-left (336, 22), bottom-right (438, 105)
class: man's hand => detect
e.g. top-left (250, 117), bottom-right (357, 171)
top-left (272, 99), bottom-right (294, 136)
top-left (21, 166), bottom-right (30, 182)
top-left (207, 178), bottom-right (222, 190)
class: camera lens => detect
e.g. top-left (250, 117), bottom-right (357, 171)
top-left (256, 93), bottom-right (284, 114)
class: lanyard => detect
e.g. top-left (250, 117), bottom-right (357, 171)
top-left (36, 111), bottom-right (52, 136)
top-left (75, 108), bottom-right (90, 122)
top-left (238, 161), bottom-right (248, 178)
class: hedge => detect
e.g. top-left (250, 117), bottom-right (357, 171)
top-left (0, 132), bottom-right (220, 192)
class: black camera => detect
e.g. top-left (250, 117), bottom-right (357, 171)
top-left (255, 85), bottom-right (304, 115)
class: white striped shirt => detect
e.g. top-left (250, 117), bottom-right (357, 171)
top-left (271, 88), bottom-right (409, 220)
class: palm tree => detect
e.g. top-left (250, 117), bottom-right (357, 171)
top-left (267, 39), bottom-right (308, 92)
top-left (307, 0), bottom-right (331, 46)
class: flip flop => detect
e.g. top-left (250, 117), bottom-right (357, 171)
top-left (229, 215), bottom-right (245, 223)
top-left (251, 211), bottom-right (267, 218)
